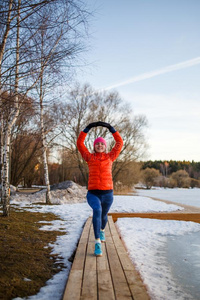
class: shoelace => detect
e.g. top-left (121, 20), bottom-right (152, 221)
top-left (96, 244), bottom-right (101, 250)
top-left (100, 231), bottom-right (105, 239)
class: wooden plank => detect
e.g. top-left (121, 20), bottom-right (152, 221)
top-left (63, 218), bottom-right (91, 300)
top-left (71, 218), bottom-right (92, 271)
top-left (79, 217), bottom-right (92, 243)
top-left (117, 249), bottom-right (150, 299)
top-left (117, 246), bottom-right (135, 271)
top-left (81, 220), bottom-right (97, 300)
top-left (105, 224), bottom-right (113, 244)
top-left (84, 241), bottom-right (96, 270)
top-left (109, 212), bottom-right (200, 223)
top-left (98, 270), bottom-right (115, 300)
top-left (109, 217), bottom-right (150, 300)
top-left (125, 270), bottom-right (150, 300)
top-left (63, 270), bottom-right (82, 300)
top-left (106, 219), bottom-right (132, 300)
top-left (108, 216), bottom-right (123, 248)
top-left (71, 242), bottom-right (87, 271)
top-left (81, 270), bottom-right (97, 300)
top-left (97, 242), bottom-right (109, 270)
top-left (89, 219), bottom-right (95, 241)
top-left (106, 245), bottom-right (132, 299)
top-left (97, 236), bottom-right (115, 299)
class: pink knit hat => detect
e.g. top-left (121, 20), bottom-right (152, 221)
top-left (93, 137), bottom-right (107, 148)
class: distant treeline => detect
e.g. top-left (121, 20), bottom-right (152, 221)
top-left (142, 160), bottom-right (200, 179)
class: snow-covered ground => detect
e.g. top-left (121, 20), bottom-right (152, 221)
top-left (6, 189), bottom-right (200, 300)
top-left (110, 194), bottom-right (183, 212)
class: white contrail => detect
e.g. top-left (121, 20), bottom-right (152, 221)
top-left (104, 57), bottom-right (200, 90)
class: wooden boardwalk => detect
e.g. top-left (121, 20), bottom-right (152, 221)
top-left (109, 212), bottom-right (200, 223)
top-left (63, 216), bottom-right (150, 300)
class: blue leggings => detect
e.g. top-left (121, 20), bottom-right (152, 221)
top-left (87, 191), bottom-right (113, 239)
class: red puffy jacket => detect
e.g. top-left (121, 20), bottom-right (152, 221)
top-left (77, 131), bottom-right (123, 190)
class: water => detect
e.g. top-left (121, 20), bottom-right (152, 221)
top-left (137, 188), bottom-right (200, 208)
top-left (166, 232), bottom-right (200, 300)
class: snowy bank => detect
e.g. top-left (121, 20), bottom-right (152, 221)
top-left (116, 218), bottom-right (200, 300)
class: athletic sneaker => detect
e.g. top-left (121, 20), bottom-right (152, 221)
top-left (94, 243), bottom-right (102, 257)
top-left (100, 230), bottom-right (105, 242)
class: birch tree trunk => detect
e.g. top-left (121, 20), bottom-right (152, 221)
top-left (1, 0), bottom-right (20, 216)
top-left (0, 110), bottom-right (3, 204)
top-left (0, 0), bottom-right (13, 64)
top-left (39, 68), bottom-right (51, 204)
top-left (40, 103), bottom-right (51, 204)
top-left (2, 128), bottom-right (11, 215)
top-left (0, 0), bottom-right (14, 204)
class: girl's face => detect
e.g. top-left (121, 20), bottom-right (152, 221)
top-left (94, 142), bottom-right (106, 153)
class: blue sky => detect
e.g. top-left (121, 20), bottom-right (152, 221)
top-left (77, 0), bottom-right (200, 161)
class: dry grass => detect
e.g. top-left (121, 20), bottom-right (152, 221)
top-left (114, 187), bottom-right (135, 195)
top-left (0, 207), bottom-right (65, 300)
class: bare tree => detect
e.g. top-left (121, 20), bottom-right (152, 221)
top-left (30, 1), bottom-right (90, 203)
top-left (0, 0), bottom-right (14, 74)
top-left (11, 132), bottom-right (42, 186)
top-left (170, 170), bottom-right (191, 188)
top-left (141, 168), bottom-right (160, 189)
top-left (10, 96), bottom-right (42, 186)
top-left (0, 0), bottom-right (52, 213)
top-left (58, 83), bottom-right (148, 187)
top-left (0, 0), bottom-right (91, 213)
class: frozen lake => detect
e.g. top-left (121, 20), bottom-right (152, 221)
top-left (136, 187), bottom-right (200, 208)
top-left (166, 231), bottom-right (200, 300)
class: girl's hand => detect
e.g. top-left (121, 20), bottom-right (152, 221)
top-left (83, 122), bottom-right (98, 133)
top-left (97, 121), bottom-right (110, 128)
top-left (83, 121), bottom-right (116, 133)
top-left (97, 121), bottom-right (116, 133)
top-left (87, 122), bottom-right (98, 129)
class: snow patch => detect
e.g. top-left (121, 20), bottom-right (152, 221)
top-left (11, 181), bottom-right (87, 205)
top-left (111, 195), bottom-right (183, 212)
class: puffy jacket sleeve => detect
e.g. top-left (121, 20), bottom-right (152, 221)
top-left (77, 131), bottom-right (92, 162)
top-left (109, 131), bottom-right (123, 161)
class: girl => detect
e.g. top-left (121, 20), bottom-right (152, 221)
top-left (77, 121), bottom-right (123, 256)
